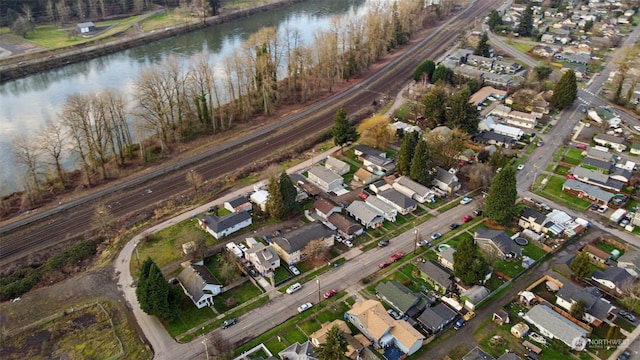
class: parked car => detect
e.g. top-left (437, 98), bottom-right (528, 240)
top-left (297, 302), bottom-right (313, 313)
top-left (358, 192), bottom-right (369, 200)
top-left (460, 197), bottom-right (473, 205)
top-left (221, 318), bottom-right (237, 329)
top-left (537, 141), bottom-right (544, 147)
top-left (450, 223), bottom-right (460, 230)
top-left (248, 267), bottom-right (260, 278)
top-left (590, 204), bottom-right (600, 211)
top-left (474, 209), bottom-right (483, 216)
top-left (620, 219), bottom-right (630, 227)
top-left (237, 243), bottom-right (248, 252)
top-left (286, 283), bottom-right (302, 294)
top-left (323, 289), bottom-right (337, 299)
top-left (597, 205), bottom-right (609, 213)
top-left (576, 144), bottom-right (587, 150)
top-left (343, 240), bottom-right (354, 248)
top-left (379, 261), bottom-right (391, 269)
top-left (453, 318), bottom-right (466, 330)
top-left (417, 239), bottom-right (431, 247)
top-left (618, 350), bottom-right (631, 360)
top-left (431, 233), bottom-right (442, 240)
top-left (619, 310), bottom-right (636, 322)
top-left (289, 265), bottom-right (301, 276)
top-left (387, 309), bottom-right (401, 320)
top-left (390, 252), bottom-right (404, 262)
top-left (378, 239), bottom-right (390, 247)
top-left (517, 164), bottom-right (525, 170)
top-left (462, 215), bottom-right (472, 223)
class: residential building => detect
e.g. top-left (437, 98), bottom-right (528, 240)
top-left (462, 347), bottom-right (496, 360)
top-left (309, 320), bottom-right (367, 359)
top-left (586, 148), bottom-right (616, 163)
top-left (570, 167), bottom-right (623, 192)
top-left (630, 143), bottom-right (640, 155)
top-left (76, 21), bottom-right (96, 33)
top-left (393, 176), bottom-right (435, 203)
top-left (272, 222), bottom-right (335, 264)
top-left (461, 286), bottom-right (490, 310)
top-left (345, 300), bottom-right (425, 356)
top-left (416, 260), bottom-right (454, 293)
top-left (555, 280), bottom-right (616, 326)
top-left (324, 156), bottom-right (350, 175)
top-left (523, 304), bottom-right (588, 350)
top-left (505, 110), bottom-right (538, 129)
top-left (473, 131), bottom-right (517, 148)
top-left (362, 154), bottom-right (396, 175)
top-left (307, 166), bottom-right (344, 193)
top-left (518, 208), bottom-right (546, 233)
top-left (245, 243), bottom-right (280, 275)
top-left (438, 246), bottom-right (456, 271)
top-left (364, 195), bottom-right (397, 222)
top-left (592, 266), bottom-right (635, 294)
top-left (347, 201), bottom-right (385, 228)
top-left (376, 188), bottom-right (418, 215)
top-left (198, 212), bottom-right (252, 239)
top-left (493, 124), bottom-right (524, 139)
top-left (416, 303), bottom-right (457, 333)
top-left (353, 167), bottom-right (378, 185)
top-left (177, 263), bottom-right (222, 309)
top-left (583, 244), bottom-right (609, 264)
top-left (617, 249), bottom-right (640, 277)
top-left (469, 86), bottom-right (508, 106)
top-left (312, 197), bottom-right (342, 220)
top-left (278, 341), bottom-right (317, 360)
top-left (250, 190), bottom-right (269, 211)
top-left (474, 228), bottom-right (522, 259)
top-left (375, 281), bottom-right (430, 318)
top-left (327, 213), bottom-right (364, 240)
top-left (432, 167), bottom-right (461, 193)
top-left (354, 144), bottom-right (386, 159)
top-left (223, 195), bottom-right (252, 213)
top-left (562, 179), bottom-right (614, 205)
top-left (593, 133), bottom-right (627, 152)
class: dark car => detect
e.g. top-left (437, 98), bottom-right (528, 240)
top-left (474, 209), bottom-right (483, 216)
top-left (619, 310), bottom-right (636, 322)
top-left (378, 239), bottom-right (390, 247)
top-left (450, 223), bottom-right (460, 230)
top-left (221, 318), bottom-right (236, 329)
top-left (618, 351), bottom-right (631, 360)
top-left (248, 267), bottom-right (260, 278)
top-left (590, 204), bottom-right (600, 211)
top-left (453, 318), bottom-right (466, 330)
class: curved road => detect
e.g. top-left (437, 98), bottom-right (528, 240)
top-left (0, 0), bottom-right (499, 268)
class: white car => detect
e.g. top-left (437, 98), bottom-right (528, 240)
top-left (517, 164), bottom-right (525, 170)
top-left (297, 302), bottom-right (313, 313)
top-left (286, 283), bottom-right (302, 294)
top-left (237, 243), bottom-right (248, 252)
top-left (289, 265), bottom-right (301, 276)
top-left (343, 240), bottom-right (354, 248)
top-left (634, 125), bottom-right (640, 132)
top-left (460, 197), bottom-right (473, 205)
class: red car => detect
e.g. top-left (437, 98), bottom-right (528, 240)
top-left (390, 251), bottom-right (404, 262)
top-left (576, 144), bottom-right (587, 150)
top-left (323, 289), bottom-right (337, 299)
top-left (358, 192), bottom-right (369, 200)
top-left (379, 261), bottom-right (391, 269)
top-left (462, 215), bottom-right (473, 223)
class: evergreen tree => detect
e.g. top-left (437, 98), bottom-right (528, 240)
top-left (484, 163), bottom-right (517, 225)
top-left (486, 9), bottom-right (503, 31)
top-left (445, 89), bottom-right (479, 135)
top-left (474, 33), bottom-right (491, 57)
top-left (316, 325), bottom-right (348, 360)
top-left (533, 66), bottom-right (553, 82)
top-left (517, 5), bottom-right (534, 37)
top-left (409, 139), bottom-right (434, 186)
top-left (453, 237), bottom-right (489, 285)
top-left (431, 64), bottom-right (453, 84)
top-left (551, 70), bottom-right (578, 109)
top-left (413, 59), bottom-right (436, 82)
top-left (332, 107), bottom-right (359, 150)
top-left (136, 257), bottom-right (154, 314)
top-left (570, 300), bottom-right (587, 319)
top-left (397, 131), bottom-right (419, 175)
top-left (279, 171), bottom-right (297, 215)
top-left (423, 86), bottom-right (448, 125)
top-left (266, 173), bottom-right (286, 219)
top-left (570, 251), bottom-right (592, 279)
top-left (136, 257), bottom-right (179, 321)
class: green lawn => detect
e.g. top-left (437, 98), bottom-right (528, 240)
top-left (539, 175), bottom-right (591, 210)
top-left (504, 40), bottom-right (535, 53)
top-left (165, 293), bottom-right (218, 337)
top-left (555, 166), bottom-right (570, 175)
top-left (522, 242), bottom-right (547, 260)
top-left (213, 281), bottom-right (264, 313)
top-left (492, 259), bottom-right (524, 279)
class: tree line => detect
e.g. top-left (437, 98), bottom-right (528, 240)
top-left (5, 0), bottom-right (430, 214)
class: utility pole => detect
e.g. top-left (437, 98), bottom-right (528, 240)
top-left (414, 228), bottom-right (418, 254)
top-left (316, 278), bottom-right (321, 303)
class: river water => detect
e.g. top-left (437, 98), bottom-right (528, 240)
top-left (0, 0), bottom-right (368, 195)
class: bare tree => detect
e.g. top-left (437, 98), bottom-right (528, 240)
top-left (244, 26), bottom-right (281, 116)
top-left (55, 0), bottom-right (70, 25)
top-left (462, 163), bottom-right (495, 190)
top-left (38, 120), bottom-right (67, 187)
top-left (60, 93), bottom-right (94, 186)
top-left (92, 204), bottom-right (117, 237)
top-left (185, 169), bottom-right (204, 194)
top-left (302, 239), bottom-right (328, 262)
top-left (75, 0), bottom-right (86, 20)
top-left (12, 134), bottom-right (44, 205)
top-left (21, 4), bottom-right (33, 22)
top-left (46, 0), bottom-right (56, 23)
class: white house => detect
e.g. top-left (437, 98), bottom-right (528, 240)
top-left (523, 304), bottom-right (588, 350)
top-left (555, 280), bottom-right (616, 326)
top-left (347, 201), bottom-right (385, 228)
top-left (376, 188), bottom-right (418, 215)
top-left (593, 133), bottom-right (627, 152)
top-left (432, 167), bottom-right (460, 193)
top-left (245, 243), bottom-right (280, 275)
top-left (307, 166), bottom-right (344, 193)
top-left (250, 190), bottom-right (269, 211)
top-left (198, 212), bottom-right (252, 239)
top-left (617, 250), bottom-right (640, 277)
top-left (493, 123), bottom-right (524, 139)
top-left (592, 267), bottom-right (635, 294)
top-left (224, 195), bottom-right (252, 213)
top-left (324, 156), bottom-right (350, 175)
top-left (177, 262), bottom-right (222, 309)
top-left (365, 195), bottom-right (398, 222)
top-left (393, 176), bottom-right (435, 203)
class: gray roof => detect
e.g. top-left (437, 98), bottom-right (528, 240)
top-left (347, 200), bottom-right (384, 224)
top-left (496, 353), bottom-right (522, 360)
top-left (324, 156), bottom-right (349, 173)
top-left (475, 228), bottom-right (522, 257)
top-left (523, 304), bottom-right (587, 347)
top-left (177, 264), bottom-right (221, 304)
top-left (327, 213), bottom-right (363, 236)
top-left (308, 165), bottom-right (343, 183)
top-left (354, 144), bottom-right (386, 157)
top-left (365, 195), bottom-right (396, 215)
top-left (462, 347), bottom-right (496, 360)
top-left (273, 222), bottom-right (334, 253)
top-left (201, 211), bottom-right (251, 232)
top-left (556, 281), bottom-right (614, 320)
top-left (570, 167), bottom-right (623, 191)
top-left (473, 131), bottom-right (517, 145)
top-left (521, 208), bottom-right (546, 225)
top-left (593, 267), bottom-right (635, 288)
top-left (378, 188), bottom-right (417, 210)
top-left (612, 167), bottom-right (632, 180)
top-left (586, 148), bottom-right (615, 162)
top-left (562, 179), bottom-right (615, 203)
top-left (581, 157), bottom-right (613, 171)
top-left (461, 286), bottom-right (490, 304)
top-left (375, 281), bottom-right (421, 315)
top-left (594, 133), bottom-right (625, 145)
top-left (245, 243), bottom-right (279, 269)
top-left (417, 260), bottom-right (453, 289)
top-left (278, 340), bottom-right (317, 360)
top-left (77, 21), bottom-right (95, 27)
top-left (417, 303), bottom-right (457, 332)
top-left (363, 154), bottom-right (393, 167)
top-left (439, 247), bottom-right (456, 265)
top-left (434, 167), bottom-right (457, 184)
top-left (618, 249), bottom-right (640, 268)
top-left (395, 176), bottom-right (431, 196)
top-left (226, 195), bottom-right (250, 208)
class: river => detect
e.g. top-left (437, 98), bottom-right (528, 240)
top-left (0, 0), bottom-right (368, 196)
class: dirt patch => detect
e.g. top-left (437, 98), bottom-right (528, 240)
top-left (0, 34), bottom-right (44, 58)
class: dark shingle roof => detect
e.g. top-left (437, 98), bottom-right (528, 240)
top-left (417, 303), bottom-right (456, 332)
top-left (375, 281), bottom-right (420, 314)
top-left (226, 195), bottom-right (250, 208)
top-left (521, 208), bottom-right (546, 224)
top-left (378, 188), bottom-right (417, 209)
top-left (593, 267), bottom-right (635, 288)
top-left (177, 264), bottom-right (221, 305)
top-left (417, 260), bottom-right (453, 289)
top-left (273, 222), bottom-right (334, 253)
top-left (327, 213), bottom-right (363, 236)
top-left (201, 212), bottom-right (251, 232)
top-left (475, 228), bottom-right (522, 257)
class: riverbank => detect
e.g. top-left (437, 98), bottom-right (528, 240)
top-left (0, 0), bottom-right (309, 83)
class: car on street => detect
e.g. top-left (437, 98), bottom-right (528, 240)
top-left (618, 350), bottom-right (631, 360)
top-left (390, 252), bottom-right (404, 262)
top-left (431, 233), bottom-right (442, 240)
top-left (289, 265), bottom-right (301, 276)
top-left (619, 310), bottom-right (636, 322)
top-left (462, 215), bottom-right (472, 223)
top-left (474, 209), bottom-right (483, 216)
top-left (221, 318), bottom-right (237, 329)
top-left (297, 302), bottom-right (313, 313)
top-left (450, 223), bottom-right (460, 230)
top-left (417, 239), bottom-right (431, 247)
top-left (323, 289), bottom-right (337, 299)
top-left (460, 197), bottom-right (473, 205)
top-left (453, 318), bottom-right (466, 330)
top-left (358, 192), bottom-right (369, 200)
top-left (379, 261), bottom-right (391, 269)
top-left (517, 164), bottom-right (525, 170)
top-left (378, 239), bottom-right (390, 247)
top-left (286, 283), bottom-right (302, 294)
top-left (576, 144), bottom-right (587, 150)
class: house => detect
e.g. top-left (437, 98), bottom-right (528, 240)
top-left (272, 222), bottom-right (335, 265)
top-left (76, 21), bottom-right (96, 34)
top-left (541, 34), bottom-right (555, 44)
top-left (473, 131), bottom-right (517, 148)
top-left (630, 143), bottom-right (640, 155)
top-left (324, 156), bottom-right (350, 175)
top-left (245, 243), bottom-right (280, 275)
top-left (555, 280), bottom-right (616, 326)
top-left (432, 167), bottom-right (460, 193)
top-left (198, 212), bottom-right (252, 239)
top-left (309, 320), bottom-right (367, 359)
top-left (390, 121), bottom-right (423, 135)
top-left (375, 281), bottom-right (430, 317)
top-left (328, 213), bottom-right (364, 240)
top-left (250, 190), bottom-right (269, 211)
top-left (482, 72), bottom-right (515, 88)
top-left (617, 250), bottom-right (640, 277)
top-left (562, 179), bottom-right (614, 205)
top-left (177, 262), bottom-right (222, 309)
top-left (593, 133), bottom-right (627, 152)
top-left (376, 188), bottom-right (418, 215)
top-left (345, 300), bottom-right (425, 356)
top-left (493, 124), bottom-right (524, 139)
top-left (313, 197), bottom-right (342, 220)
top-left (362, 154), bottom-right (396, 175)
top-left (532, 44), bottom-right (557, 57)
top-left (353, 167), bottom-right (378, 185)
top-left (461, 286), bottom-right (490, 310)
top-left (223, 195), bottom-right (252, 213)
top-left (583, 244), bottom-right (610, 264)
top-left (416, 260), bottom-right (454, 293)
top-left (519, 208), bottom-right (546, 233)
top-left (505, 111), bottom-right (538, 129)
top-left (493, 59), bottom-right (521, 74)
top-left (592, 266), bottom-right (635, 294)
top-left (523, 304), bottom-right (588, 350)
top-left (364, 195), bottom-right (397, 222)
top-left (469, 86), bottom-right (508, 106)
top-left (354, 144), bottom-right (386, 159)
top-left (570, 167), bottom-right (623, 192)
top-left (581, 157), bottom-right (613, 173)
top-left (462, 347), bottom-right (496, 360)
top-left (347, 201), bottom-right (384, 229)
top-left (438, 246), bottom-right (456, 271)
top-left (416, 303), bottom-right (457, 333)
top-left (307, 166), bottom-right (344, 193)
top-left (611, 168), bottom-right (632, 183)
top-left (492, 104), bottom-right (512, 117)
top-left (393, 176), bottom-right (435, 203)
top-left (278, 340), bottom-right (317, 360)
top-left (474, 228), bottom-right (522, 259)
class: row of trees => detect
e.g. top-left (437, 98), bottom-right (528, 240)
top-left (136, 257), bottom-right (181, 321)
top-left (8, 0), bottom-right (427, 209)
top-left (422, 85), bottom-right (480, 134)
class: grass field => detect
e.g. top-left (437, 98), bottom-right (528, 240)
top-left (504, 40), bottom-right (535, 54)
top-left (538, 175), bottom-right (591, 210)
